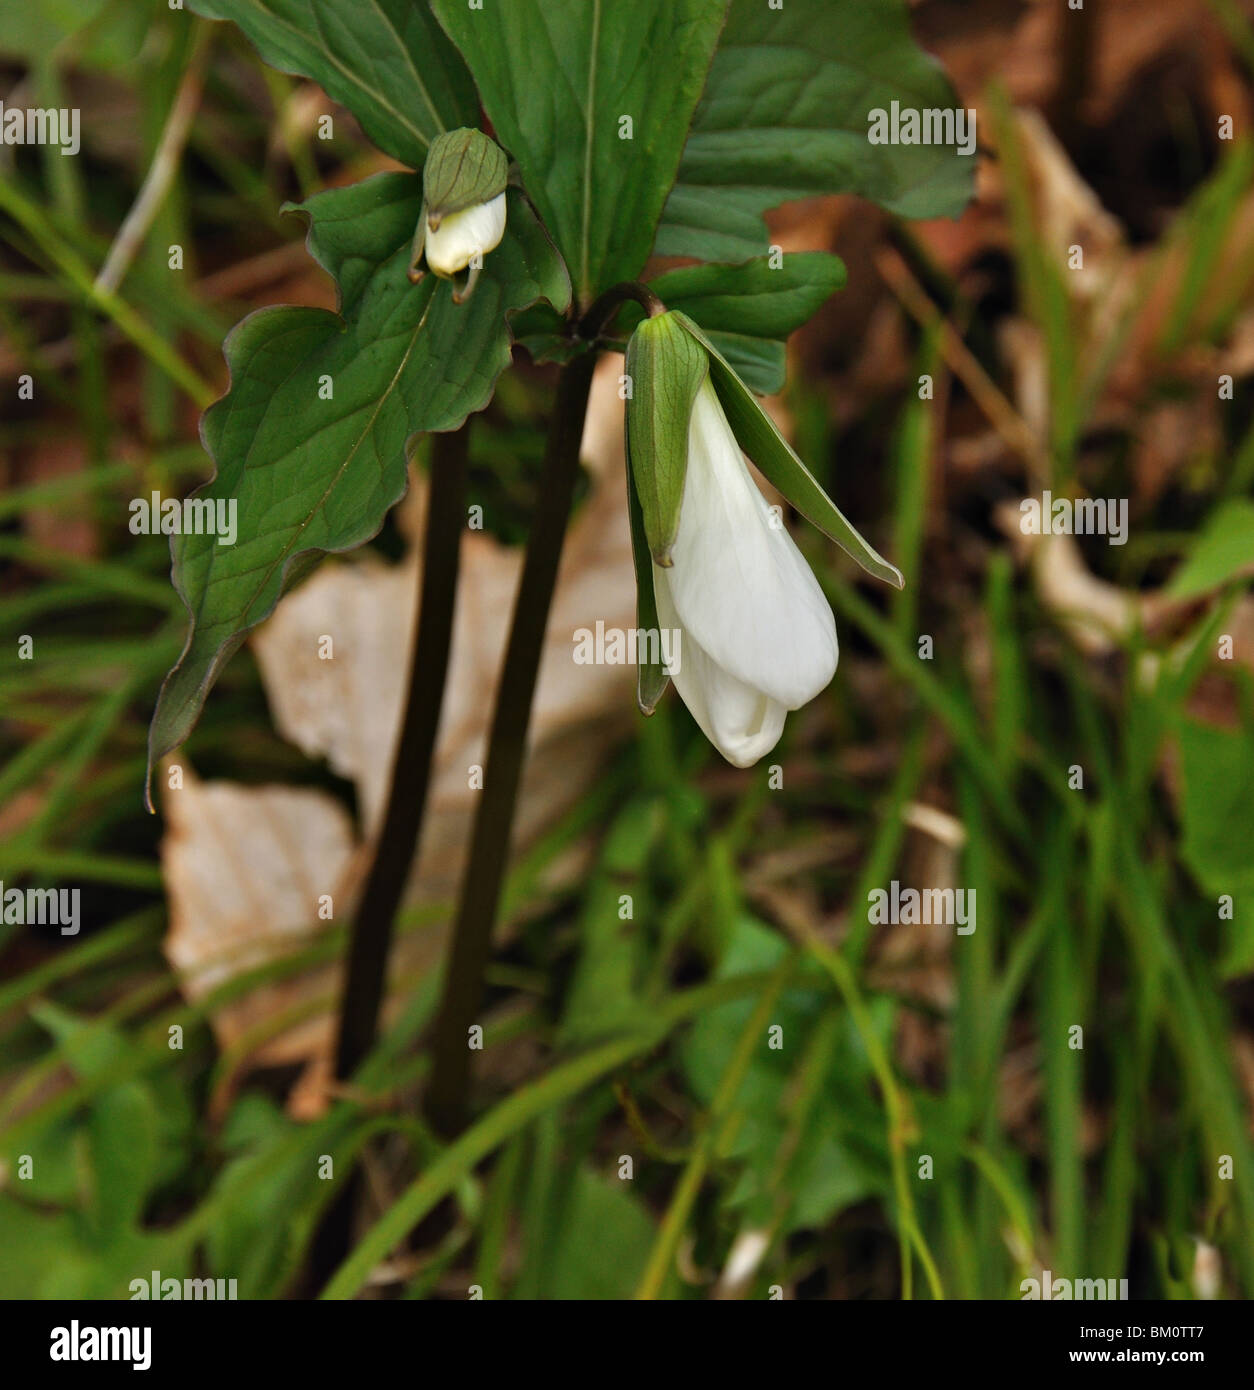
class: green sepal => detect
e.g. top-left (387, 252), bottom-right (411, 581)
top-left (624, 427), bottom-right (671, 715)
top-left (673, 311), bottom-right (904, 590)
top-left (624, 311), bottom-right (708, 567)
top-left (422, 127), bottom-right (509, 224)
top-left (408, 198), bottom-right (428, 281)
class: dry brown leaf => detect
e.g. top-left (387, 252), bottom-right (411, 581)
top-left (161, 766), bottom-right (365, 1071)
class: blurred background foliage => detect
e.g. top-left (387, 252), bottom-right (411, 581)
top-left (2, 0), bottom-right (1254, 1299)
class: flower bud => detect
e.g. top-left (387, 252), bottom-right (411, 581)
top-left (409, 128), bottom-right (509, 302)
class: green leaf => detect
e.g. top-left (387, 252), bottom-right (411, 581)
top-left (625, 311), bottom-right (709, 565)
top-left (1177, 718), bottom-right (1254, 976)
top-left (628, 252), bottom-right (846, 395)
top-left (560, 797), bottom-right (663, 1042)
top-left (147, 173), bottom-right (569, 782)
top-left (0, 1200), bottom-right (87, 1299)
top-left (204, 1096), bottom-right (327, 1297)
top-left (680, 919), bottom-right (884, 1235)
top-left (29, 1000), bottom-right (127, 1082)
top-left (0, 0), bottom-right (144, 67)
top-left (432, 0), bottom-right (728, 306)
top-left (657, 0), bottom-right (974, 262)
top-left (87, 1083), bottom-right (160, 1241)
top-left (674, 313), bottom-right (904, 588)
top-left (188, 0), bottom-right (478, 167)
top-left (1166, 499), bottom-right (1254, 600)
top-left (544, 1167), bottom-right (656, 1298)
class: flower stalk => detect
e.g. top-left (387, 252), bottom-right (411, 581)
top-left (309, 422), bottom-right (470, 1285)
top-left (333, 424), bottom-right (471, 1081)
top-left (424, 351), bottom-right (597, 1137)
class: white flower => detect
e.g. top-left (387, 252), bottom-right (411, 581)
top-left (423, 192), bottom-right (507, 278)
top-left (652, 379), bottom-right (838, 766)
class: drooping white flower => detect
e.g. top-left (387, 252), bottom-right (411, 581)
top-left (652, 378), bottom-right (839, 766)
top-left (423, 192), bottom-right (507, 277)
top-left (409, 128), bottom-right (509, 302)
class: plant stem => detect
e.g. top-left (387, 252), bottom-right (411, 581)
top-left (308, 423), bottom-right (469, 1287)
top-left (424, 353), bottom-right (595, 1136)
top-left (334, 425), bottom-right (471, 1077)
top-left (580, 279), bottom-right (666, 329)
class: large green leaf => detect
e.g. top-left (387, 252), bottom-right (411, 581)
top-left (626, 252), bottom-right (846, 395)
top-left (657, 0), bottom-right (974, 262)
top-left (147, 173), bottom-right (569, 784)
top-left (189, 0), bottom-right (478, 167)
top-left (432, 0), bottom-right (728, 307)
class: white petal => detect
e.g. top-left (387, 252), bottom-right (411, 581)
top-left (653, 564), bottom-right (787, 767)
top-left (665, 380), bottom-right (838, 709)
top-left (425, 192), bottom-right (507, 276)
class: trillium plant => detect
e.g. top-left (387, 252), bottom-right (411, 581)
top-left (151, 0), bottom-right (970, 1240)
